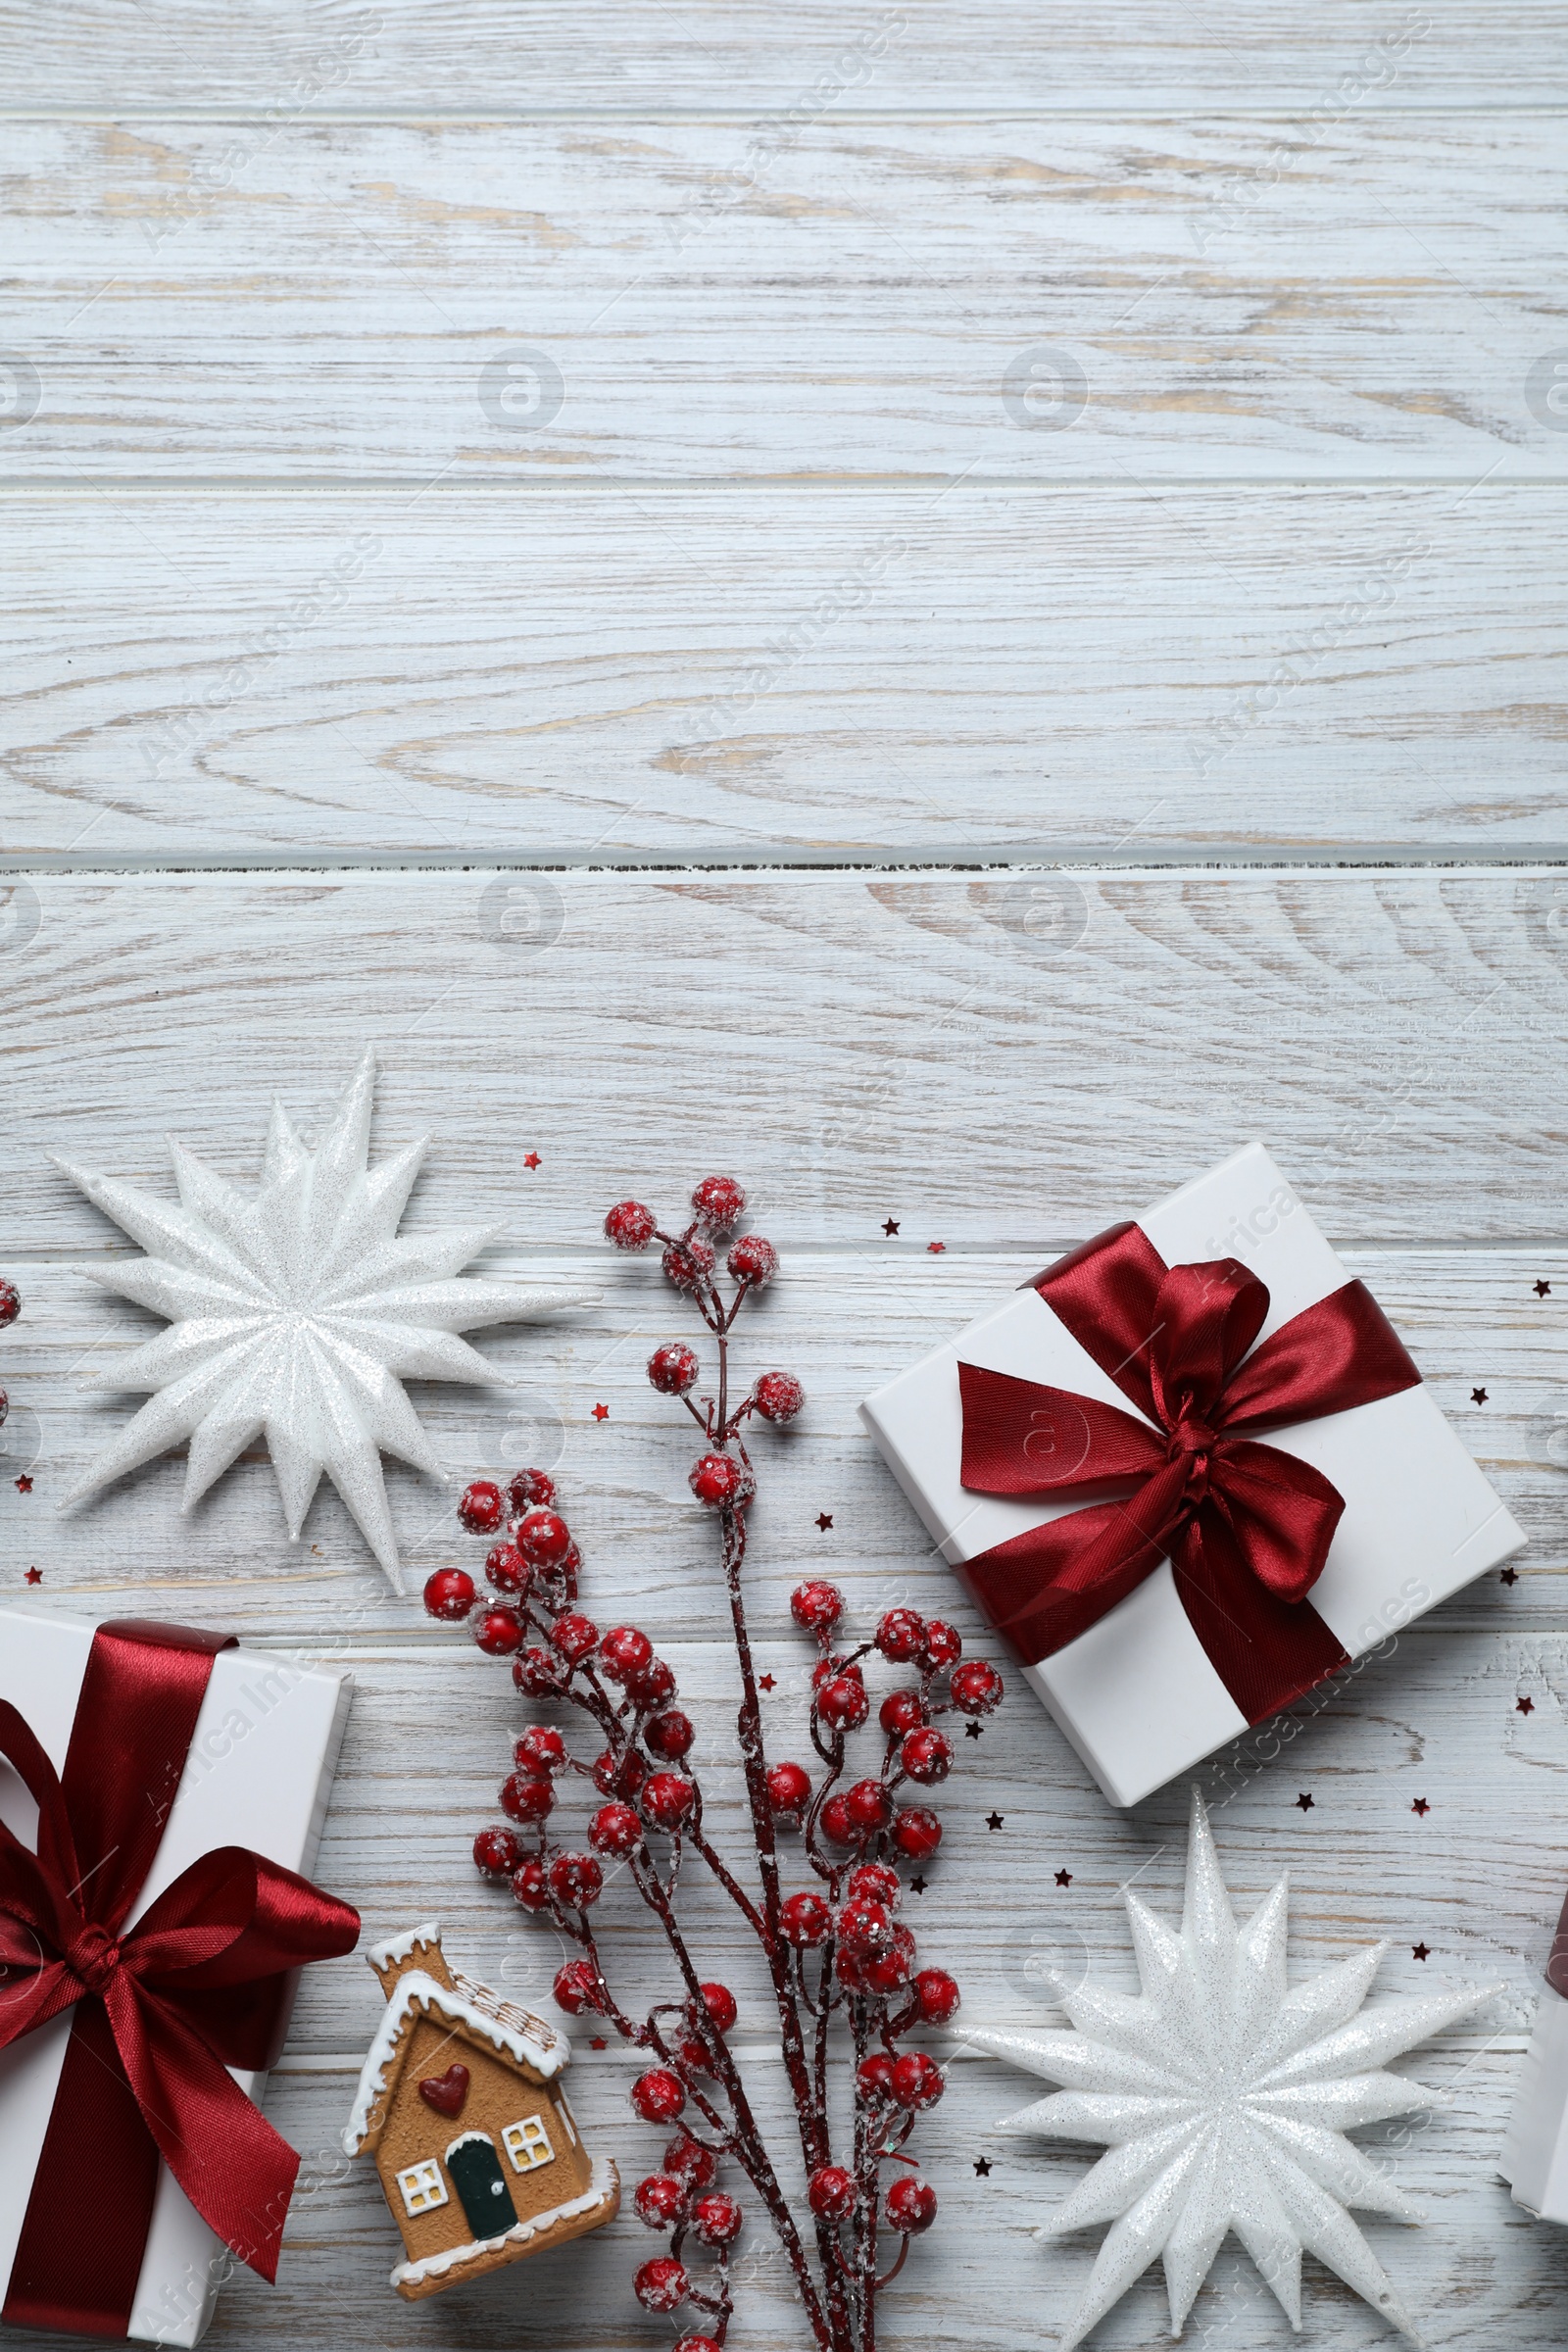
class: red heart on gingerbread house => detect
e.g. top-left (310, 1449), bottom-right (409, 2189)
top-left (417, 2063), bottom-right (470, 2118)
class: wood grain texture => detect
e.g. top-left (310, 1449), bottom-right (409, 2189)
top-left (2, 486), bottom-right (1562, 860)
top-left (5, 116), bottom-right (1565, 483)
top-left (1, 0), bottom-right (1562, 113)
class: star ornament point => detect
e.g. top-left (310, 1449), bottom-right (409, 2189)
top-left (54, 1051), bottom-right (596, 1592)
top-left (969, 1790), bottom-right (1499, 2349)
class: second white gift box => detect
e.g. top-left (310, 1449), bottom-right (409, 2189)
top-left (859, 1143), bottom-right (1525, 1808)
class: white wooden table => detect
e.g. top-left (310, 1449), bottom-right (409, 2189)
top-left (2, 6), bottom-right (1567, 2346)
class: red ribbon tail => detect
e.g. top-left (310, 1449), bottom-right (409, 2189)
top-left (1171, 1507), bottom-right (1349, 1727)
top-left (959, 1464), bottom-right (1191, 1665)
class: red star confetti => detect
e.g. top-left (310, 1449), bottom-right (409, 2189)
top-left (1411, 1942), bottom-right (1430, 1962)
top-left (588, 2035), bottom-right (608, 2050)
top-left (1295, 1793), bottom-right (1314, 1811)
top-left (591, 1402), bottom-right (610, 1421)
top-left (24, 1566), bottom-right (41, 1585)
top-left (1536, 1280), bottom-right (1552, 1298)
top-left (1471, 1387), bottom-right (1489, 1405)
top-left (973, 2157), bottom-right (992, 2178)
top-left (758, 1673), bottom-right (776, 1692)
top-left (882, 1219), bottom-right (900, 1237)
top-left (15, 1475), bottom-right (31, 1494)
top-left (927, 1242), bottom-right (946, 1254)
top-left (522, 1152), bottom-right (541, 1170)
top-left (985, 1811), bottom-right (1004, 1831)
top-left (1501, 1565), bottom-right (1519, 1586)
top-left (815, 1512), bottom-right (833, 1532)
top-left (1054, 1868), bottom-right (1072, 1887)
top-left (1411, 1798), bottom-right (1431, 1817)
top-left (1518, 1695), bottom-right (1536, 1714)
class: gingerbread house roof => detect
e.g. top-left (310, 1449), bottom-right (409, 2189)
top-left (343, 1923), bottom-right (570, 2157)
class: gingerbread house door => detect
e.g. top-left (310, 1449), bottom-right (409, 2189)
top-left (446, 2132), bottom-right (518, 2238)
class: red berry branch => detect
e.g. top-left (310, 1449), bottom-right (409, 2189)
top-left (0, 1278), bottom-right (19, 1456)
top-left (424, 1179), bottom-right (1004, 2352)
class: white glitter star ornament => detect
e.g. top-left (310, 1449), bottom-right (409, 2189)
top-left (54, 1050), bottom-right (595, 1590)
top-left (968, 1791), bottom-right (1500, 2348)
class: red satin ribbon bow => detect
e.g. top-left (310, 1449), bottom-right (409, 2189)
top-left (956, 1223), bottom-right (1422, 1727)
top-left (0, 1621), bottom-right (360, 2338)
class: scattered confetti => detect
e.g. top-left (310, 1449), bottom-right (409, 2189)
top-left (909, 1874), bottom-right (929, 1895)
top-left (14, 1475), bottom-right (31, 1494)
top-left (588, 2035), bottom-right (608, 2051)
top-left (1411, 1798), bottom-right (1431, 1817)
top-left (1295, 1793), bottom-right (1314, 1812)
top-left (24, 1566), bottom-right (41, 1585)
top-left (1501, 1565), bottom-right (1519, 1587)
top-left (927, 1242), bottom-right (946, 1254)
top-left (973, 2157), bottom-right (993, 2178)
top-left (1518, 1695), bottom-right (1536, 1714)
top-left (758, 1673), bottom-right (776, 1692)
top-left (523, 1152), bottom-right (541, 1170)
top-left (591, 1402), bottom-right (610, 1421)
top-left (1411, 1942), bottom-right (1431, 1962)
top-left (1054, 1868), bottom-right (1072, 1887)
top-left (815, 1512), bottom-right (833, 1532)
top-left (882, 1219), bottom-right (900, 1237)
top-left (985, 1811), bottom-right (1004, 1832)
top-left (1471, 1387), bottom-right (1489, 1404)
top-left (1536, 1280), bottom-right (1552, 1298)
top-left (964, 1720), bottom-right (983, 1740)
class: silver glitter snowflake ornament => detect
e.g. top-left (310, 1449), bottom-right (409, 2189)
top-left (55, 1050), bottom-right (594, 1589)
top-left (968, 1790), bottom-right (1499, 2347)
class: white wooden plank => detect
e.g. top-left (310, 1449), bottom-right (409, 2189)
top-left (2, 485), bottom-right (1562, 858)
top-left (5, 117), bottom-right (1564, 481)
top-left (1, 0), bottom-right (1562, 113)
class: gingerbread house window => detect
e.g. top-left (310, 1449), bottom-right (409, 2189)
top-left (396, 2158), bottom-right (449, 2218)
top-left (501, 2114), bottom-right (555, 2174)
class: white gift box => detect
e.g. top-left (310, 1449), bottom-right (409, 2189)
top-left (1500, 1975), bottom-right (1568, 2223)
top-left (859, 1143), bottom-right (1526, 1808)
top-left (0, 1605), bottom-right (353, 2347)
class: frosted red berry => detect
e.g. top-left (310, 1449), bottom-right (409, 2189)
top-left (484, 1542), bottom-right (527, 1593)
top-left (593, 1746), bottom-right (647, 1796)
top-left (599, 1625), bottom-right (654, 1683)
top-left (875, 1607), bottom-right (926, 1662)
top-left (514, 1727), bottom-right (566, 1776)
top-left (473, 1605), bottom-right (524, 1656)
top-left (691, 1981), bottom-right (738, 2034)
top-left (844, 1777), bottom-right (893, 1834)
top-left (808, 2164), bottom-right (857, 2222)
top-left (663, 1236), bottom-right (715, 1292)
top-left (513, 1646), bottom-right (564, 1696)
top-left (422, 1566), bottom-right (475, 1622)
top-left (913, 1967), bottom-right (961, 2024)
top-left (634, 2258), bottom-right (689, 2314)
top-left (472, 1825), bottom-right (524, 1879)
top-left (458, 1479), bottom-right (505, 1535)
top-left (516, 1507), bottom-right (572, 1568)
top-left (500, 1772), bottom-right (555, 1825)
top-left (0, 1282), bottom-right (18, 1327)
top-left (892, 1806), bottom-right (943, 1861)
top-left (550, 1611), bottom-right (600, 1664)
top-left (886, 2178), bottom-right (938, 2234)
top-left (950, 1658), bottom-right (1004, 1715)
top-left (605, 1200), bottom-right (658, 1250)
top-left (645, 1707), bottom-right (695, 1760)
top-left (857, 2052), bottom-right (896, 2099)
top-left (861, 1924), bottom-right (917, 1993)
top-left (837, 1896), bottom-right (894, 1957)
top-left (632, 2069), bottom-right (687, 2125)
top-left (691, 1175), bottom-right (747, 1233)
top-left (921, 1619), bottom-right (962, 1670)
top-left (765, 1760), bottom-right (811, 1822)
top-left (553, 1959), bottom-right (603, 2014)
top-left (727, 1234), bottom-right (777, 1287)
top-left (507, 1466), bottom-right (556, 1513)
top-left (635, 2174), bottom-right (688, 2230)
top-left (625, 1657), bottom-right (677, 1711)
top-left (753, 1370), bottom-right (805, 1423)
top-left (818, 1792), bottom-right (857, 1846)
top-left (642, 1772), bottom-right (696, 1832)
top-left (879, 1689), bottom-right (925, 1739)
top-left (672, 2338), bottom-right (722, 2352)
top-left (648, 1341), bottom-right (701, 1396)
top-left (892, 2051), bottom-right (945, 2110)
top-left (511, 1856), bottom-right (549, 1912)
top-left (689, 1450), bottom-right (753, 1508)
top-left (901, 1728), bottom-right (953, 1786)
top-left (791, 1580), bottom-right (844, 1636)
top-left (691, 2192), bottom-right (743, 2248)
top-left (548, 1851), bottom-right (603, 1909)
top-left (665, 2135), bottom-right (718, 2190)
top-left (781, 1890), bottom-right (833, 1946)
top-left (589, 1801), bottom-right (643, 1858)
top-left (847, 1861), bottom-right (902, 1910)
top-left (817, 1674), bottom-right (869, 1732)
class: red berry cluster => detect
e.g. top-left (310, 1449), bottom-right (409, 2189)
top-left (423, 1180), bottom-right (1004, 2352)
top-left (0, 1276), bottom-right (18, 1442)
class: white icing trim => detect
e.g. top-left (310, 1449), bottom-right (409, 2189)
top-left (343, 1971), bottom-right (567, 2154)
top-left (367, 1921), bottom-right (442, 1972)
top-left (388, 2157), bottom-right (618, 2290)
top-left (444, 2129), bottom-right (494, 2158)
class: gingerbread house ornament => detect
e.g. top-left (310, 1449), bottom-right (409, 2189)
top-left (343, 1923), bottom-right (618, 2299)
